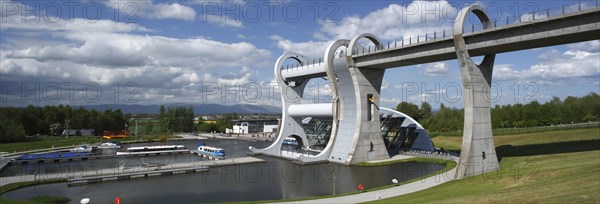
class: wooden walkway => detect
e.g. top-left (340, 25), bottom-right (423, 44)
top-left (67, 166), bottom-right (209, 185)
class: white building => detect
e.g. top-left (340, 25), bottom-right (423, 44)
top-left (230, 119), bottom-right (278, 134)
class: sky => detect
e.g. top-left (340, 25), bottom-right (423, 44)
top-left (0, 0), bottom-right (598, 110)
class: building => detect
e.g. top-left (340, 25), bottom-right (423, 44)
top-left (61, 129), bottom-right (95, 136)
top-left (227, 119), bottom-right (278, 134)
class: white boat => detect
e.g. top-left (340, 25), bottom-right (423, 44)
top-left (69, 145), bottom-right (93, 153)
top-left (116, 145), bottom-right (187, 155)
top-left (197, 145), bottom-right (225, 157)
top-left (97, 141), bottom-right (122, 149)
top-left (80, 198), bottom-right (90, 204)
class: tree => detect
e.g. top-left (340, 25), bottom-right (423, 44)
top-left (420, 102), bottom-right (432, 120)
top-left (145, 121), bottom-right (154, 134)
top-left (197, 122), bottom-right (219, 133)
top-left (49, 122), bottom-right (62, 136)
top-left (0, 120), bottom-right (27, 142)
top-left (396, 102), bottom-right (420, 121)
top-left (159, 105), bottom-right (167, 133)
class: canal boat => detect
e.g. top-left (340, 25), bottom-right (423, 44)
top-left (283, 137), bottom-right (299, 145)
top-left (69, 145), bottom-right (93, 153)
top-left (116, 145), bottom-right (187, 155)
top-left (97, 141), bottom-right (122, 149)
top-left (197, 145), bottom-right (225, 157)
top-left (20, 152), bottom-right (90, 160)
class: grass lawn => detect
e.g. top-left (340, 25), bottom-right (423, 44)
top-left (0, 179), bottom-right (69, 204)
top-left (372, 128), bottom-right (600, 203)
top-left (0, 134), bottom-right (177, 153)
top-left (432, 128), bottom-right (600, 151)
top-left (0, 137), bottom-right (103, 153)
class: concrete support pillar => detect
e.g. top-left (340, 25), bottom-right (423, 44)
top-left (299, 39), bottom-right (349, 164)
top-left (453, 5), bottom-right (500, 179)
top-left (249, 53), bottom-right (310, 156)
top-left (328, 34), bottom-right (389, 165)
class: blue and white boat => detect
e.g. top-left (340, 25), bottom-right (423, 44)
top-left (283, 137), bottom-right (299, 145)
top-left (197, 144), bottom-right (225, 157)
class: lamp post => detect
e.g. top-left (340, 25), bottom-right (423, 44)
top-left (133, 115), bottom-right (138, 140)
top-left (65, 119), bottom-right (70, 138)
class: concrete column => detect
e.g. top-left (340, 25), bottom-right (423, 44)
top-left (328, 33), bottom-right (389, 165)
top-left (453, 5), bottom-right (500, 179)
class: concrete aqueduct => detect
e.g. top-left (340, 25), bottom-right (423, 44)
top-left (250, 5), bottom-right (600, 179)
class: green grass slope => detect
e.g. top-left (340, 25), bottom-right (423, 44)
top-left (372, 128), bottom-right (600, 203)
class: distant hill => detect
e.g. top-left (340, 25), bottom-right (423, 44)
top-left (77, 103), bottom-right (281, 114)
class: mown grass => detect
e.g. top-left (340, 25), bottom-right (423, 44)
top-left (0, 179), bottom-right (67, 195)
top-left (429, 122), bottom-right (600, 137)
top-left (0, 196), bottom-right (70, 204)
top-left (0, 179), bottom-right (69, 204)
top-left (0, 134), bottom-right (180, 154)
top-left (0, 137), bottom-right (103, 153)
top-left (29, 195), bottom-right (70, 204)
top-left (371, 128), bottom-right (600, 203)
top-left (432, 128), bottom-right (600, 151)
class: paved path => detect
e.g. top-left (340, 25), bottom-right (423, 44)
top-left (365, 154), bottom-right (414, 163)
top-left (176, 133), bottom-right (209, 140)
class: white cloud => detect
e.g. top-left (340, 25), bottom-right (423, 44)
top-left (269, 1), bottom-right (458, 59)
top-left (494, 42), bottom-right (600, 85)
top-left (204, 15), bottom-right (243, 28)
top-left (0, 1), bottom-right (273, 106)
top-left (315, 1), bottom-right (457, 41)
top-left (151, 3), bottom-right (197, 21)
top-left (105, 0), bottom-right (196, 21)
top-left (6, 32), bottom-right (270, 70)
top-left (0, 15), bottom-right (149, 33)
top-left (381, 79), bottom-right (389, 90)
top-left (423, 62), bottom-right (449, 76)
top-left (567, 40), bottom-right (599, 52)
top-left (269, 35), bottom-right (332, 59)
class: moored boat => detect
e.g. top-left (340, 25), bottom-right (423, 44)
top-left (116, 145), bottom-right (187, 155)
top-left (97, 141), bottom-right (122, 149)
top-left (197, 145), bottom-right (225, 157)
top-left (69, 145), bottom-right (93, 153)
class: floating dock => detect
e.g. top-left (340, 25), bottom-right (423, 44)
top-left (12, 149), bottom-right (190, 164)
top-left (1, 156), bottom-right (266, 187)
top-left (190, 150), bottom-right (225, 160)
top-left (0, 158), bottom-right (10, 172)
top-left (67, 166), bottom-right (209, 185)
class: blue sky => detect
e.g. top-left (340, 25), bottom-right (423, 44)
top-left (1, 0), bottom-right (598, 110)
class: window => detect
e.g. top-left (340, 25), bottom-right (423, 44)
top-left (367, 94), bottom-right (373, 121)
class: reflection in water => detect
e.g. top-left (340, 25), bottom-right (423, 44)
top-left (2, 139), bottom-right (444, 203)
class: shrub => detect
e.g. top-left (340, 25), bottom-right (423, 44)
top-left (30, 195), bottom-right (70, 204)
top-left (159, 135), bottom-right (169, 142)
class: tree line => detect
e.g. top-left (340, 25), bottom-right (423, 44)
top-left (396, 92), bottom-right (600, 132)
top-left (196, 113), bottom-right (238, 133)
top-left (158, 105), bottom-right (195, 133)
top-left (0, 105), bottom-right (127, 142)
